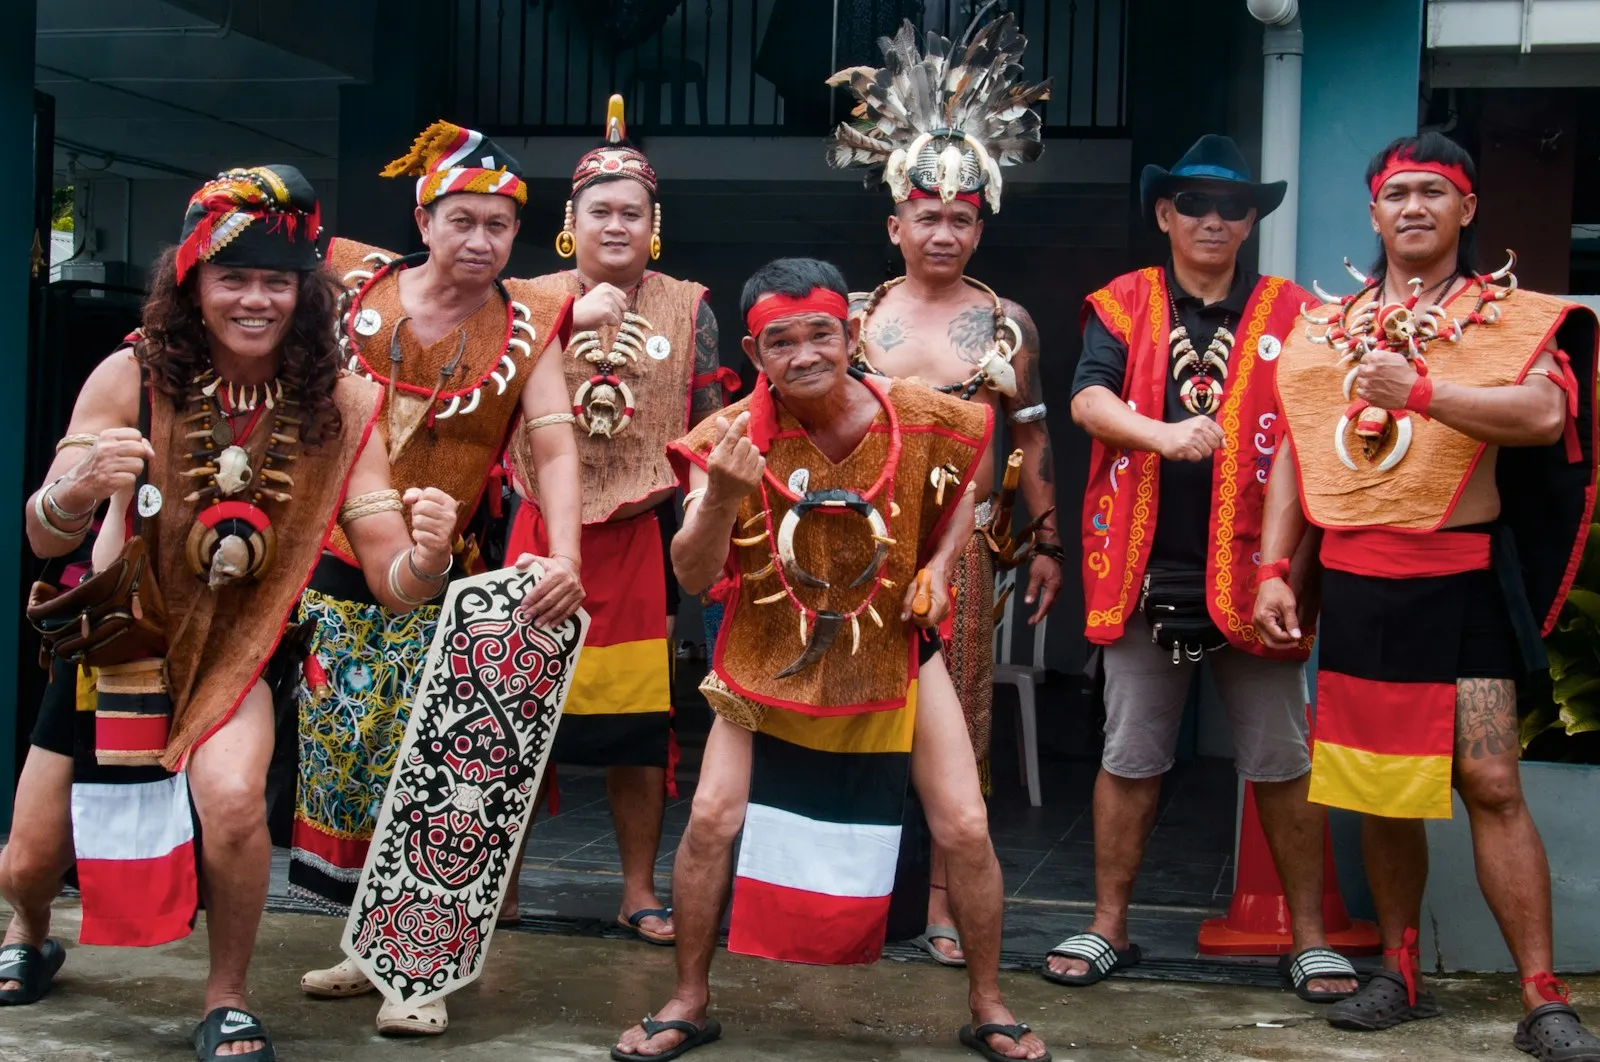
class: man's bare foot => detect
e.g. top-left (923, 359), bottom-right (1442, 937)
top-left (930, 933), bottom-right (965, 963)
top-left (619, 894), bottom-right (675, 942)
top-left (614, 996), bottom-right (707, 1057)
top-left (1044, 920), bottom-right (1126, 979)
top-left (1288, 941), bottom-right (1359, 997)
top-left (200, 1000), bottom-right (266, 1058)
top-left (969, 999), bottom-right (1049, 1060)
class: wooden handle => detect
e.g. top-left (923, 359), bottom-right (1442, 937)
top-left (910, 568), bottom-right (935, 618)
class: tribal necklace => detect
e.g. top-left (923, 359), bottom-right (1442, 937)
top-left (570, 273), bottom-right (669, 439)
top-left (180, 370), bottom-right (303, 588)
top-left (1166, 284), bottom-right (1236, 417)
top-left (338, 251), bottom-right (538, 460)
top-left (735, 376), bottom-right (905, 676)
top-left (853, 276), bottom-right (1022, 400)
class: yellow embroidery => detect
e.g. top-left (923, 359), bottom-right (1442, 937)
top-left (1088, 289), bottom-right (1134, 347)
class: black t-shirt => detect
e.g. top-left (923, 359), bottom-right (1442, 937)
top-left (1071, 262), bottom-right (1260, 574)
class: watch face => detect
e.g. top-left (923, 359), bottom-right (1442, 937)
top-left (788, 468), bottom-right (810, 494)
top-left (1258, 335), bottom-right (1282, 362)
top-left (646, 335), bottom-right (672, 361)
top-left (137, 484), bottom-right (164, 518)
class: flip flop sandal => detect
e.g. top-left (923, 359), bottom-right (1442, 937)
top-left (959, 1022), bottom-right (1052, 1062)
top-left (1278, 947), bottom-right (1360, 1003)
top-left (376, 995), bottom-right (448, 1036)
top-left (1326, 969), bottom-right (1442, 1031)
top-left (299, 956), bottom-right (375, 998)
top-left (617, 907), bottom-right (676, 946)
top-left (609, 1014), bottom-right (723, 1061)
top-left (193, 1006), bottom-right (276, 1062)
top-left (913, 924), bottom-right (966, 968)
top-left (1041, 932), bottom-right (1141, 987)
top-left (1515, 1002), bottom-right (1600, 1061)
top-left (0, 939), bottom-right (65, 1006)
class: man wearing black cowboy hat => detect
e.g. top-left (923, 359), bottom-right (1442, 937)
top-left (1043, 134), bottom-right (1361, 1003)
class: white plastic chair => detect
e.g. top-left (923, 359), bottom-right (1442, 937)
top-left (993, 567), bottom-right (1046, 806)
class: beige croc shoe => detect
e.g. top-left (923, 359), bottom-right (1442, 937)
top-left (376, 995), bottom-right (448, 1037)
top-left (300, 956), bottom-right (376, 998)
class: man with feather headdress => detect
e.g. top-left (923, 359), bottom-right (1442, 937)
top-left (825, 7), bottom-right (1062, 968)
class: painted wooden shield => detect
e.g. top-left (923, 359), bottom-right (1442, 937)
top-left (342, 566), bottom-right (587, 1004)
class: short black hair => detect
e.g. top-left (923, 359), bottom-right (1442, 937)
top-left (1365, 132), bottom-right (1478, 284)
top-left (739, 258), bottom-right (849, 323)
top-left (573, 175), bottom-right (656, 208)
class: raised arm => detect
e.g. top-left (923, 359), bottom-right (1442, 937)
top-left (672, 411), bottom-right (763, 595)
top-left (1001, 300), bottom-right (1062, 623)
top-left (338, 435), bottom-right (460, 613)
top-left (511, 329), bottom-right (585, 625)
top-left (26, 349), bottom-right (150, 558)
top-left (1354, 345), bottom-right (1565, 448)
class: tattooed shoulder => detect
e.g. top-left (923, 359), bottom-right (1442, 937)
top-left (689, 298), bottom-right (723, 425)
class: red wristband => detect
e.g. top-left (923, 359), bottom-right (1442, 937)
top-left (1405, 374), bottom-right (1433, 416)
top-left (1255, 558), bottom-right (1291, 587)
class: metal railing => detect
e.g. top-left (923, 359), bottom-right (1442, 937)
top-left (446, 0), bottom-right (1127, 136)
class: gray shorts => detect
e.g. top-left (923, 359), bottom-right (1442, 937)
top-left (1100, 633), bottom-right (1310, 783)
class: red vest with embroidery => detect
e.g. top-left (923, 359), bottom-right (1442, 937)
top-left (1078, 266), bottom-right (1310, 658)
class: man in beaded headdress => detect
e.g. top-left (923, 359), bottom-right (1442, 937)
top-left (1256, 133), bottom-right (1600, 1057)
top-left (825, 10), bottom-right (1062, 966)
top-left (610, 257), bottom-right (1049, 1062)
top-left (1052, 134), bottom-right (1362, 1002)
top-left (501, 94), bottom-right (735, 950)
top-left (291, 120), bottom-right (586, 1037)
top-left (0, 165), bottom-right (468, 1061)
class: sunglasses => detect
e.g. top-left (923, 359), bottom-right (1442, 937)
top-left (1172, 190), bottom-right (1254, 222)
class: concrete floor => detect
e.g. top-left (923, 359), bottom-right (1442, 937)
top-left (2, 900), bottom-right (1591, 1062)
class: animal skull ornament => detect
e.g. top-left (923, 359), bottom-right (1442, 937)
top-left (573, 375), bottom-right (635, 438)
top-left (215, 445), bottom-right (254, 496)
top-left (207, 533), bottom-right (251, 589)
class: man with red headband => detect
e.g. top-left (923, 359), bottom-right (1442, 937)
top-left (292, 120), bottom-right (585, 1037)
top-left (608, 257), bottom-right (1048, 1062)
top-left (825, 11), bottom-right (1061, 967)
top-left (501, 95), bottom-right (733, 949)
top-left (1257, 132), bottom-right (1600, 1058)
top-left (1050, 133), bottom-right (1357, 1004)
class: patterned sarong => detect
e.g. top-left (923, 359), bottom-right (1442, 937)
top-left (507, 506), bottom-right (671, 767)
top-left (289, 555), bottom-right (441, 912)
top-left (943, 532), bottom-right (995, 792)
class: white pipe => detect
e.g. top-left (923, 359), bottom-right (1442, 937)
top-left (1254, 8), bottom-right (1303, 280)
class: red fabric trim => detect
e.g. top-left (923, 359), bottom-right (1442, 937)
top-left (727, 877), bottom-right (890, 966)
top-left (1320, 527), bottom-right (1490, 579)
top-left (665, 707), bottom-right (681, 800)
top-left (289, 821), bottom-right (370, 871)
top-left (745, 290), bottom-right (851, 338)
top-left (1405, 374), bottom-right (1434, 417)
top-left (510, 507), bottom-right (666, 647)
top-left (693, 366), bottom-right (742, 394)
top-left (1369, 156), bottom-right (1473, 199)
top-left (907, 188), bottom-right (982, 208)
top-left (76, 842), bottom-right (198, 947)
top-left (1315, 672), bottom-right (1457, 757)
top-left (1255, 559), bottom-right (1291, 587)
top-left (923, 402), bottom-right (994, 567)
top-left (95, 714), bottom-right (171, 755)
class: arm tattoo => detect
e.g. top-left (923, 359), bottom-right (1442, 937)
top-left (870, 316), bottom-right (910, 352)
top-left (1002, 299), bottom-right (1045, 409)
top-left (1456, 678), bottom-right (1519, 760)
top-left (948, 306), bottom-right (996, 365)
top-left (689, 299), bottom-right (723, 426)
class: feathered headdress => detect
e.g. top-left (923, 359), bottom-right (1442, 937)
top-left (175, 164), bottom-right (321, 284)
top-left (380, 120), bottom-right (528, 207)
top-left (824, 5), bottom-right (1050, 214)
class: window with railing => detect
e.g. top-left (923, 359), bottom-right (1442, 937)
top-left (446, 0), bottom-right (1128, 136)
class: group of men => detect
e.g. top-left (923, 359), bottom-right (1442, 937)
top-left (0, 11), bottom-right (1597, 1062)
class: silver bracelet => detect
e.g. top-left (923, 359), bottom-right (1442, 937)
top-left (1010, 403), bottom-right (1048, 424)
top-left (406, 545), bottom-right (453, 584)
top-left (34, 488), bottom-right (89, 540)
top-left (682, 487), bottom-right (707, 510)
top-left (387, 550), bottom-right (442, 608)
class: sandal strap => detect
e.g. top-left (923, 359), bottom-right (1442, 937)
top-left (1289, 948), bottom-right (1357, 986)
top-left (0, 943), bottom-right (39, 983)
top-left (626, 908), bottom-right (673, 927)
top-left (197, 1007), bottom-right (270, 1059)
top-left (1047, 932), bottom-right (1117, 973)
top-left (924, 924), bottom-right (961, 944)
top-left (641, 1014), bottom-right (705, 1040)
top-left (972, 1022), bottom-right (1031, 1043)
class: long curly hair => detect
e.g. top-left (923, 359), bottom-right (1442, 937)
top-left (138, 246), bottom-right (344, 447)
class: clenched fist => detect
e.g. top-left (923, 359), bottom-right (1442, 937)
top-left (705, 412), bottom-right (765, 505)
top-left (54, 427), bottom-right (156, 513)
top-left (1352, 350), bottom-right (1419, 410)
top-left (403, 487), bottom-right (458, 576)
top-left (572, 283), bottom-right (629, 333)
top-left (1158, 416), bottom-right (1224, 462)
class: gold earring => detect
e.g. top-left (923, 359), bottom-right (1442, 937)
top-left (649, 203), bottom-right (662, 261)
top-left (556, 201), bottom-right (576, 258)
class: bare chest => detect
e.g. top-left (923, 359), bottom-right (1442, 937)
top-left (858, 294), bottom-right (1000, 388)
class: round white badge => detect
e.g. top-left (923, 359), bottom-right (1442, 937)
top-left (788, 468), bottom-right (810, 495)
top-left (136, 484), bottom-right (163, 518)
top-left (353, 308), bottom-right (382, 337)
top-left (646, 335), bottom-right (672, 361)
top-left (1257, 335), bottom-right (1282, 362)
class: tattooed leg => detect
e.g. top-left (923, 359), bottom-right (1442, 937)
top-left (1453, 678), bottom-right (1555, 1011)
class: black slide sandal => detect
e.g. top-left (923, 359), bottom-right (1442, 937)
top-left (1041, 932), bottom-right (1141, 987)
top-left (959, 1022), bottom-right (1051, 1062)
top-left (1279, 947), bottom-right (1359, 1003)
top-left (193, 1007), bottom-right (276, 1062)
top-left (611, 1015), bottom-right (723, 1061)
top-left (0, 939), bottom-right (65, 1006)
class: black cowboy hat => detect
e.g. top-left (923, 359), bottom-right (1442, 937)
top-left (1139, 134), bottom-right (1287, 230)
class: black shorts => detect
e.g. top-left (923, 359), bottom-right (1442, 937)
top-left (1457, 566), bottom-right (1522, 680)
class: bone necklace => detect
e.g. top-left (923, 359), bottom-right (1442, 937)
top-left (853, 276), bottom-right (1022, 400)
top-left (1302, 251), bottom-right (1516, 473)
top-left (338, 251), bottom-right (537, 461)
top-left (569, 275), bottom-right (657, 439)
top-left (736, 376), bottom-right (905, 678)
top-left (1166, 284), bottom-right (1236, 417)
top-left (180, 372), bottom-right (303, 589)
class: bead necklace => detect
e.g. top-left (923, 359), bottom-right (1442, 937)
top-left (853, 276), bottom-right (1022, 400)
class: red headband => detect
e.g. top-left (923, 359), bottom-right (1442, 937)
top-left (1368, 155), bottom-right (1473, 199)
top-left (908, 188), bottom-right (983, 208)
top-left (745, 289), bottom-right (851, 338)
